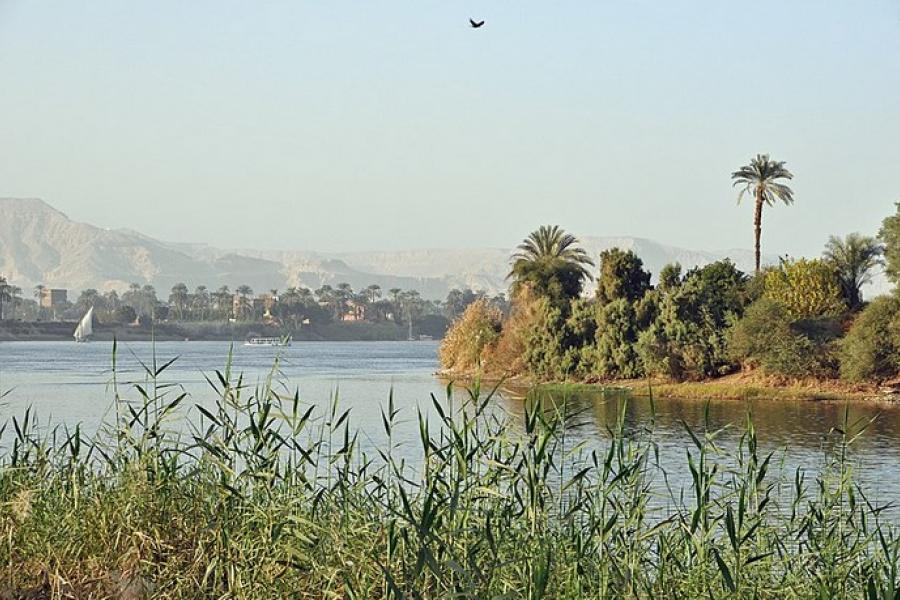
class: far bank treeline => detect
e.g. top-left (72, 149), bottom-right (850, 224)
top-left (441, 157), bottom-right (900, 388)
top-left (0, 274), bottom-right (508, 341)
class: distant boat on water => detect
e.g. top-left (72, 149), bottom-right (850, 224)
top-left (244, 336), bottom-right (291, 347)
top-left (73, 307), bottom-right (94, 343)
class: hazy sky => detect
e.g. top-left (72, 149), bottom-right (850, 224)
top-left (1, 1), bottom-right (898, 255)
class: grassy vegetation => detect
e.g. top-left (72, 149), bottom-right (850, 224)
top-left (523, 377), bottom-right (876, 402)
top-left (1, 349), bottom-right (899, 597)
top-left (623, 378), bottom-right (873, 402)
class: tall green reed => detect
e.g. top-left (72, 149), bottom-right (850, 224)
top-left (0, 349), bottom-right (897, 598)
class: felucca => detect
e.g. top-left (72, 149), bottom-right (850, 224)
top-left (73, 306), bottom-right (94, 343)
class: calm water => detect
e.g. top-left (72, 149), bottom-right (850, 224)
top-left (1, 340), bottom-right (900, 507)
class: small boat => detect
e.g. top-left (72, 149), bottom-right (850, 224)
top-left (73, 307), bottom-right (94, 343)
top-left (244, 336), bottom-right (292, 347)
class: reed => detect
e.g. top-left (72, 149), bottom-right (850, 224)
top-left (0, 347), bottom-right (896, 598)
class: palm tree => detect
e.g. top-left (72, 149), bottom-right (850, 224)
top-left (823, 233), bottom-right (884, 310)
top-left (0, 276), bottom-right (11, 321)
top-left (366, 284), bottom-right (382, 303)
top-left (212, 286), bottom-right (231, 318)
top-left (193, 286), bottom-right (210, 320)
top-left (33, 284), bottom-right (46, 319)
top-left (169, 283), bottom-right (190, 320)
top-left (508, 225), bottom-right (594, 303)
top-left (732, 154), bottom-right (795, 273)
top-left (235, 285), bottom-right (253, 320)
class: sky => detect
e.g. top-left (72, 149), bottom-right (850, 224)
top-left (0, 1), bottom-right (898, 255)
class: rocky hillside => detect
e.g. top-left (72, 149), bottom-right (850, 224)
top-left (4, 197), bottom-right (877, 299)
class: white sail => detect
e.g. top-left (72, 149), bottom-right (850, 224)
top-left (74, 307), bottom-right (94, 342)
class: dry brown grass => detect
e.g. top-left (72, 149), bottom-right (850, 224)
top-left (438, 299), bottom-right (503, 374)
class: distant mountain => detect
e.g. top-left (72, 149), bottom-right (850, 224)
top-left (1, 198), bottom-right (208, 292)
top-left (0, 197), bottom-right (887, 299)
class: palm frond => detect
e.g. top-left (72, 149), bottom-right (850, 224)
top-left (731, 154), bottom-right (794, 206)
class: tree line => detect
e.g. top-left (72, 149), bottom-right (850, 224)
top-left (442, 155), bottom-right (900, 385)
top-left (0, 275), bottom-right (508, 336)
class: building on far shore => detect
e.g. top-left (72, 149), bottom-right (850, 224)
top-left (232, 292), bottom-right (278, 321)
top-left (341, 300), bottom-right (366, 322)
top-left (40, 288), bottom-right (67, 310)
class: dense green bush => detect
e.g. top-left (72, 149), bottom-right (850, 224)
top-left (729, 298), bottom-right (840, 378)
top-left (879, 202), bottom-right (900, 286)
top-left (595, 248), bottom-right (651, 305)
top-left (764, 258), bottom-right (846, 319)
top-left (840, 296), bottom-right (900, 382)
top-left (520, 298), bottom-right (571, 380)
top-left (591, 299), bottom-right (644, 379)
top-left (728, 298), bottom-right (790, 368)
top-left (657, 262), bottom-right (682, 293)
top-left (441, 218), bottom-right (900, 386)
top-left (520, 298), bottom-right (599, 380)
top-left (637, 261), bottom-right (748, 381)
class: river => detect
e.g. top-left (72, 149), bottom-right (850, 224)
top-left (1, 340), bottom-right (899, 507)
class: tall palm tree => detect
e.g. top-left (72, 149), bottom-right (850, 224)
top-left (235, 285), bottom-right (253, 320)
top-left (366, 284), bottom-right (382, 303)
top-left (508, 225), bottom-right (594, 303)
top-left (0, 276), bottom-right (10, 321)
top-left (732, 154), bottom-right (795, 273)
top-left (823, 233), bottom-right (884, 310)
top-left (169, 283), bottom-right (189, 320)
top-left (33, 284), bottom-right (46, 319)
top-left (193, 286), bottom-right (210, 320)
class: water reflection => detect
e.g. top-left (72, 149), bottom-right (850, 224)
top-left (491, 385), bottom-right (900, 507)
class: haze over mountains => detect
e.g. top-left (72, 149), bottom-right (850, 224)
top-left (0, 197), bottom-right (863, 299)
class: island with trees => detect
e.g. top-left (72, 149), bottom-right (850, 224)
top-left (441, 156), bottom-right (899, 400)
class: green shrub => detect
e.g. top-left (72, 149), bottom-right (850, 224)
top-left (591, 299), bottom-right (644, 379)
top-left (728, 298), bottom-right (789, 367)
top-left (521, 298), bottom-right (595, 380)
top-left (637, 261), bottom-right (748, 381)
top-left (762, 330), bottom-right (838, 379)
top-left (879, 201), bottom-right (900, 285)
top-left (657, 262), bottom-right (682, 293)
top-left (764, 258), bottom-right (846, 319)
top-left (521, 298), bottom-right (570, 380)
top-left (840, 296), bottom-right (900, 382)
top-left (729, 298), bottom-right (840, 378)
top-left (595, 248), bottom-right (652, 305)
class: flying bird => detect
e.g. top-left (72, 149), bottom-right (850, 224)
top-left (469, 18), bottom-right (485, 28)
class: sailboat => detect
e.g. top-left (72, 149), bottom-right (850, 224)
top-left (73, 306), bottom-right (94, 343)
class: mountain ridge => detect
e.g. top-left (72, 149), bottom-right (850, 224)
top-left (2, 197), bottom-right (866, 299)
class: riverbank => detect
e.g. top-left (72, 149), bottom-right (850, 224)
top-left (0, 319), bottom-right (432, 342)
top-left (439, 369), bottom-right (884, 402)
top-left (1, 365), bottom-right (895, 598)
